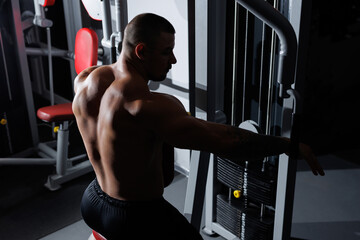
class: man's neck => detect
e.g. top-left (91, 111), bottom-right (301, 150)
top-left (117, 51), bottom-right (149, 85)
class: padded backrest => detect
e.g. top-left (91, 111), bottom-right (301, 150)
top-left (39, 0), bottom-right (55, 7)
top-left (75, 28), bottom-right (98, 74)
top-left (92, 230), bottom-right (107, 240)
top-left (81, 0), bottom-right (103, 21)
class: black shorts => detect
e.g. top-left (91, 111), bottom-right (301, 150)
top-left (81, 179), bottom-right (203, 240)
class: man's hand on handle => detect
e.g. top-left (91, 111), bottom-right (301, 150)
top-left (297, 143), bottom-right (325, 176)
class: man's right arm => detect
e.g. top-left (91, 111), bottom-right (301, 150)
top-left (132, 93), bottom-right (324, 176)
top-left (133, 93), bottom-right (288, 160)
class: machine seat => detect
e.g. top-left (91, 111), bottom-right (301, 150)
top-left (37, 28), bottom-right (98, 124)
top-left (37, 102), bottom-right (74, 122)
top-left (92, 230), bottom-right (107, 240)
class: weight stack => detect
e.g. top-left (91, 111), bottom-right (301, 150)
top-left (217, 157), bottom-right (277, 206)
top-left (216, 194), bottom-right (274, 240)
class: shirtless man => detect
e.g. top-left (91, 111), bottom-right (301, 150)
top-left (73, 13), bottom-right (324, 240)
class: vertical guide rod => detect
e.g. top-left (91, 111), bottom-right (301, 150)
top-left (0, 30), bottom-right (12, 101)
top-left (11, 0), bottom-right (39, 146)
top-left (188, 0), bottom-right (196, 116)
top-left (2, 112), bottom-right (13, 154)
top-left (265, 0), bottom-right (279, 137)
top-left (46, 27), bottom-right (56, 137)
top-left (190, 0), bottom-right (217, 232)
top-left (46, 27), bottom-right (54, 106)
top-left (231, 2), bottom-right (239, 126)
top-left (111, 0), bottom-right (128, 63)
top-left (240, 5), bottom-right (250, 230)
top-left (257, 20), bottom-right (265, 126)
top-left (100, 0), bottom-right (112, 42)
top-left (118, 0), bottom-right (128, 43)
top-left (241, 10), bottom-right (249, 122)
top-left (258, 17), bottom-right (266, 217)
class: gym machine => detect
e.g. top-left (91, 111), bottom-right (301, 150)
top-left (0, 0), bottom-right (128, 190)
top-left (0, 0), bottom-right (94, 190)
top-left (184, 0), bottom-right (311, 239)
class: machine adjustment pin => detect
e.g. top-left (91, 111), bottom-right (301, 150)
top-left (0, 119), bottom-right (7, 125)
top-left (233, 190), bottom-right (242, 198)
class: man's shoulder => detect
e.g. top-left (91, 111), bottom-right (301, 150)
top-left (151, 91), bottom-right (175, 99)
top-left (129, 91), bottom-right (185, 120)
top-left (151, 92), bottom-right (183, 105)
top-left (86, 65), bottom-right (116, 83)
top-left (76, 65), bottom-right (116, 83)
top-left (73, 65), bottom-right (118, 113)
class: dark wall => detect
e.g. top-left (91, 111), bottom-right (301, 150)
top-left (0, 0), bottom-right (33, 156)
top-left (302, 1), bottom-right (360, 154)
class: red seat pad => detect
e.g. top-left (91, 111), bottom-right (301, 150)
top-left (39, 0), bottom-right (55, 6)
top-left (37, 28), bottom-right (97, 124)
top-left (75, 28), bottom-right (98, 74)
top-left (92, 230), bottom-right (107, 240)
top-left (37, 102), bottom-right (75, 122)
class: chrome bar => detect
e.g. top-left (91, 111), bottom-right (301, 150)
top-left (236, 0), bottom-right (298, 97)
top-left (26, 47), bottom-right (71, 58)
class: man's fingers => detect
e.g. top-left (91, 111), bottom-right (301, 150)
top-left (316, 161), bottom-right (325, 176)
top-left (312, 155), bottom-right (325, 176)
top-left (308, 153), bottom-right (325, 176)
top-left (300, 143), bottom-right (325, 176)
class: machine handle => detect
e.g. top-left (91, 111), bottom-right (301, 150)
top-left (236, 0), bottom-right (298, 98)
top-left (110, 46), bottom-right (116, 64)
top-left (287, 89), bottom-right (303, 159)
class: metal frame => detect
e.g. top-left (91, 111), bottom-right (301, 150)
top-left (63, 0), bottom-right (84, 88)
top-left (184, 0), bottom-right (310, 239)
top-left (234, 1), bottom-right (298, 239)
top-left (274, 0), bottom-right (312, 238)
top-left (99, 0), bottom-right (128, 64)
top-left (0, 0), bottom-right (131, 190)
top-left (11, 0), bottom-right (40, 147)
top-left (188, 0), bottom-right (196, 117)
top-left (0, 0), bottom-right (95, 190)
top-left (184, 0), bottom-right (227, 230)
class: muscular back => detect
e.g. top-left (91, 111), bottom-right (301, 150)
top-left (73, 64), bottom-right (166, 200)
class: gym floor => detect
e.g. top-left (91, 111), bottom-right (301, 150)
top-left (0, 150), bottom-right (359, 240)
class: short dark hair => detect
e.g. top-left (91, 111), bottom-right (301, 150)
top-left (123, 13), bottom-right (175, 50)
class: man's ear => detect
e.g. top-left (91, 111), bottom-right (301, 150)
top-left (135, 43), bottom-right (145, 60)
